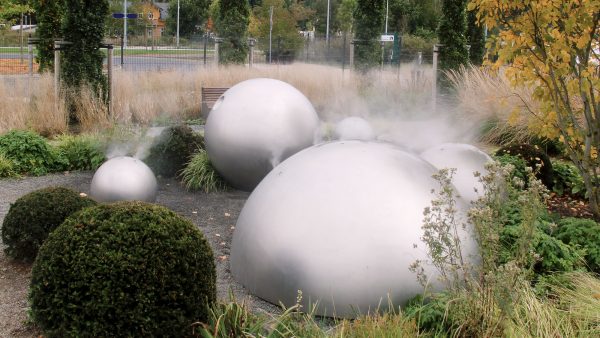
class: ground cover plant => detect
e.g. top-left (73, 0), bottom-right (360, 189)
top-left (0, 130), bottom-right (61, 176)
top-left (181, 148), bottom-right (230, 193)
top-left (53, 133), bottom-right (106, 171)
top-left (29, 201), bottom-right (216, 337)
top-left (1, 186), bottom-right (97, 261)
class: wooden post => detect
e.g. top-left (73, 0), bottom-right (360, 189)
top-left (54, 40), bottom-right (61, 103)
top-left (432, 44), bottom-right (440, 112)
top-left (107, 45), bottom-right (114, 117)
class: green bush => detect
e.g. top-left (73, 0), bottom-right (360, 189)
top-left (496, 144), bottom-right (554, 188)
top-left (1, 187), bottom-right (97, 261)
top-left (0, 153), bottom-right (18, 178)
top-left (54, 134), bottom-right (106, 171)
top-left (552, 161), bottom-right (586, 198)
top-left (30, 201), bottom-right (216, 337)
top-left (553, 217), bottom-right (600, 273)
top-left (144, 125), bottom-right (204, 177)
top-left (494, 154), bottom-right (529, 184)
top-left (0, 130), bottom-right (60, 175)
top-left (181, 149), bottom-right (229, 193)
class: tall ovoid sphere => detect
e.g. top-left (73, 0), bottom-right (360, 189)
top-left (420, 143), bottom-right (492, 203)
top-left (230, 141), bottom-right (479, 318)
top-left (204, 78), bottom-right (320, 191)
top-left (90, 156), bottom-right (158, 203)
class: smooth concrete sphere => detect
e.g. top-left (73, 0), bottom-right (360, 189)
top-left (90, 156), bottom-right (158, 203)
top-left (333, 117), bottom-right (375, 141)
top-left (204, 78), bottom-right (320, 191)
top-left (420, 143), bottom-right (492, 203)
top-left (230, 141), bottom-right (478, 318)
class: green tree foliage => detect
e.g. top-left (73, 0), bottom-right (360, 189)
top-left (353, 0), bottom-right (384, 72)
top-left (249, 0), bottom-right (302, 59)
top-left (387, 0), bottom-right (441, 37)
top-left (215, 0), bottom-right (251, 64)
top-left (335, 0), bottom-right (356, 34)
top-left (438, 0), bottom-right (468, 71)
top-left (166, 0), bottom-right (210, 37)
top-left (466, 8), bottom-right (484, 65)
top-left (61, 0), bottom-right (109, 96)
top-left (32, 0), bottom-right (62, 72)
top-left (304, 0), bottom-right (340, 37)
top-left (0, 0), bottom-right (32, 23)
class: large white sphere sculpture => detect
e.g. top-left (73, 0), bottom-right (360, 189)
top-left (230, 141), bottom-right (479, 318)
top-left (333, 116), bottom-right (375, 141)
top-left (420, 143), bottom-right (492, 203)
top-left (204, 78), bottom-right (320, 191)
top-left (90, 156), bottom-right (158, 203)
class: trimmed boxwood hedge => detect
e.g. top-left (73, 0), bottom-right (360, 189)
top-left (29, 201), bottom-right (216, 337)
top-left (1, 186), bottom-right (97, 261)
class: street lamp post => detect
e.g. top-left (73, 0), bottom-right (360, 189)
top-left (123, 0), bottom-right (127, 48)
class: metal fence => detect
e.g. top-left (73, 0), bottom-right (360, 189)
top-left (0, 30), bottom-right (435, 75)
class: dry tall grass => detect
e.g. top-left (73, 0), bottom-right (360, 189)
top-left (0, 63), bottom-right (433, 136)
top-left (447, 66), bottom-right (539, 145)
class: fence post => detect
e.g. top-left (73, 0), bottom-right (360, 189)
top-left (107, 44), bottom-right (113, 118)
top-left (349, 40), bottom-right (355, 70)
top-left (248, 38), bottom-right (256, 68)
top-left (214, 38), bottom-right (221, 67)
top-left (27, 37), bottom-right (35, 98)
top-left (432, 44), bottom-right (440, 112)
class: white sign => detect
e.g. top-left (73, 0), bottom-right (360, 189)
top-left (380, 34), bottom-right (394, 42)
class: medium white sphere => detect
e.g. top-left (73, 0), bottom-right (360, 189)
top-left (204, 78), bottom-right (319, 191)
top-left (90, 156), bottom-right (158, 203)
top-left (420, 143), bottom-right (492, 203)
top-left (231, 141), bottom-right (478, 318)
top-left (333, 117), bottom-right (375, 141)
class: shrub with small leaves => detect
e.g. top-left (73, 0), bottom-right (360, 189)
top-left (54, 134), bottom-right (106, 171)
top-left (552, 161), bottom-right (586, 198)
top-left (1, 187), bottom-right (97, 261)
top-left (181, 148), bottom-right (229, 193)
top-left (0, 130), bottom-right (59, 175)
top-left (144, 125), bottom-right (204, 177)
top-left (553, 217), bottom-right (600, 274)
top-left (496, 144), bottom-right (554, 188)
top-left (30, 201), bottom-right (216, 337)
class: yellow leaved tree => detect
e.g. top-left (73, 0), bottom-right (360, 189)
top-left (469, 0), bottom-right (600, 215)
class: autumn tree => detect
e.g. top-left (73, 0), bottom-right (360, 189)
top-left (469, 0), bottom-right (600, 215)
top-left (249, 0), bottom-right (302, 61)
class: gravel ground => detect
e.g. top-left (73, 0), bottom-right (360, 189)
top-left (0, 172), bottom-right (280, 337)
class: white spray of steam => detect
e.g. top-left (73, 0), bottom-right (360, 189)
top-left (105, 126), bottom-right (167, 160)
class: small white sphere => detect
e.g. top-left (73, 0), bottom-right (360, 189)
top-left (333, 117), bottom-right (375, 141)
top-left (90, 156), bottom-right (158, 203)
top-left (231, 141), bottom-right (478, 318)
top-left (420, 143), bottom-right (492, 203)
top-left (204, 78), bottom-right (320, 191)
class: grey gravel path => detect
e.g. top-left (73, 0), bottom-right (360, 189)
top-left (0, 172), bottom-right (279, 338)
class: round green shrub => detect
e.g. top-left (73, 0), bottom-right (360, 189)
top-left (144, 125), bottom-right (204, 177)
top-left (1, 186), bottom-right (97, 261)
top-left (0, 130), bottom-right (60, 175)
top-left (496, 144), bottom-right (554, 188)
top-left (30, 201), bottom-right (217, 337)
top-left (554, 217), bottom-right (600, 274)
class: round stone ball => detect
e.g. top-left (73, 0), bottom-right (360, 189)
top-left (333, 116), bottom-right (375, 141)
top-left (230, 141), bottom-right (478, 318)
top-left (204, 78), bottom-right (320, 191)
top-left (90, 156), bottom-right (158, 203)
top-left (420, 143), bottom-right (492, 203)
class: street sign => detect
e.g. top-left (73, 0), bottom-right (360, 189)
top-left (112, 13), bottom-right (138, 19)
top-left (380, 34), bottom-right (394, 42)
